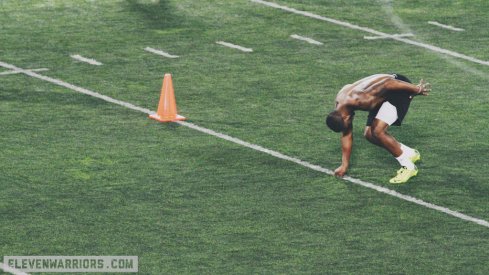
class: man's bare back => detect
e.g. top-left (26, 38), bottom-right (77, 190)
top-left (335, 74), bottom-right (430, 114)
top-left (335, 74), bottom-right (395, 111)
top-left (331, 74), bottom-right (430, 131)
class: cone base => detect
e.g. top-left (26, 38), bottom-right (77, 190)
top-left (149, 113), bottom-right (186, 122)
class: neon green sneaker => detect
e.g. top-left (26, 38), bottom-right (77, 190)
top-left (389, 166), bottom-right (418, 184)
top-left (410, 150), bottom-right (421, 163)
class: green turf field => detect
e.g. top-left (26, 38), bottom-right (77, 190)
top-left (1, 0), bottom-right (489, 274)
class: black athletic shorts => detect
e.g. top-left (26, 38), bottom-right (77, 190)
top-left (366, 74), bottom-right (413, 127)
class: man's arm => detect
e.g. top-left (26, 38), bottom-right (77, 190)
top-left (334, 127), bottom-right (353, 177)
top-left (382, 78), bottom-right (431, 95)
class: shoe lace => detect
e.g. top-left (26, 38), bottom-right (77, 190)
top-left (396, 167), bottom-right (407, 175)
top-left (396, 166), bottom-right (416, 177)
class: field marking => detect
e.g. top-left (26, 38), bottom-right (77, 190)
top-left (180, 121), bottom-right (489, 229)
top-left (379, 1), bottom-right (489, 81)
top-left (70, 54), bottom-right (102, 66)
top-left (364, 33), bottom-right (414, 40)
top-left (0, 68), bottom-right (49, 76)
top-left (1, 60), bottom-right (488, 229)
top-left (290, 34), bottom-right (323, 45)
top-left (144, 47), bottom-right (179, 59)
top-left (428, 21), bottom-right (465, 32)
top-left (216, 41), bottom-right (253, 52)
top-left (0, 61), bottom-right (152, 114)
top-left (0, 262), bottom-right (30, 275)
top-left (251, 0), bottom-right (489, 66)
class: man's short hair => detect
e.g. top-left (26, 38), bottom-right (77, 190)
top-left (326, 110), bottom-right (345, 132)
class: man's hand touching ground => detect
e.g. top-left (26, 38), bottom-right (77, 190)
top-left (334, 165), bottom-right (348, 177)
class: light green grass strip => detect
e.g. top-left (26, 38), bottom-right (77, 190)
top-left (251, 0), bottom-right (489, 66)
top-left (1, 59), bottom-right (488, 229)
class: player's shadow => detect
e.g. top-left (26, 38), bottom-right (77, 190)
top-left (124, 0), bottom-right (183, 29)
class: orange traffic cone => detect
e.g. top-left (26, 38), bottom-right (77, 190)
top-left (149, 74), bottom-right (186, 122)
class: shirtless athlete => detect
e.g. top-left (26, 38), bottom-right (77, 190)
top-left (326, 74), bottom-right (431, 183)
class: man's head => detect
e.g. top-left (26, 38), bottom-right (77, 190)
top-left (326, 110), bottom-right (346, 132)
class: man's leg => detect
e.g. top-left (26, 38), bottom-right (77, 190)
top-left (371, 119), bottom-right (418, 183)
top-left (364, 126), bottom-right (417, 158)
top-left (371, 102), bottom-right (415, 158)
top-left (364, 126), bottom-right (383, 147)
top-left (371, 102), bottom-right (419, 183)
top-left (370, 119), bottom-right (402, 157)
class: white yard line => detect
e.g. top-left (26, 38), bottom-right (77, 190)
top-left (290, 34), bottom-right (323, 45)
top-left (70, 54), bottom-right (103, 66)
top-left (0, 61), bottom-right (151, 114)
top-left (428, 21), bottom-right (465, 32)
top-left (0, 262), bottom-right (30, 275)
top-left (364, 33), bottom-right (414, 40)
top-left (1, 59), bottom-right (488, 229)
top-left (251, 0), bottom-right (489, 66)
top-left (144, 47), bottom-right (179, 58)
top-left (216, 41), bottom-right (253, 52)
top-left (0, 68), bottom-right (49, 76)
top-left (181, 121), bottom-right (489, 229)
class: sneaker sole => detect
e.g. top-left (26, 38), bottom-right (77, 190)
top-left (389, 170), bottom-right (418, 184)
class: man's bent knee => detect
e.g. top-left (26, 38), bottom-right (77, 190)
top-left (364, 127), bottom-right (376, 142)
top-left (371, 120), bottom-right (389, 139)
top-left (372, 127), bottom-right (385, 139)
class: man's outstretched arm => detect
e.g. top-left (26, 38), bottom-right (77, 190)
top-left (383, 78), bottom-right (431, 96)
